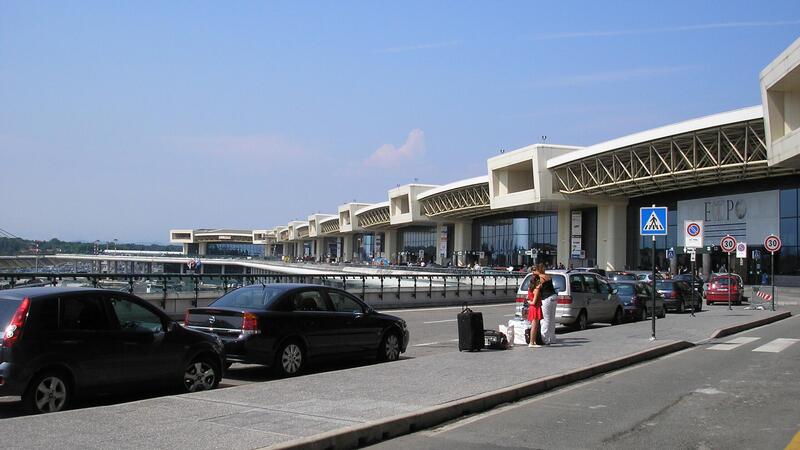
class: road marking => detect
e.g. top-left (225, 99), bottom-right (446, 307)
top-left (786, 428), bottom-right (800, 450)
top-left (412, 342), bottom-right (441, 347)
top-left (752, 338), bottom-right (800, 353)
top-left (423, 319), bottom-right (457, 324)
top-left (707, 336), bottom-right (761, 351)
top-left (382, 303), bottom-right (516, 314)
top-left (503, 314), bottom-right (515, 317)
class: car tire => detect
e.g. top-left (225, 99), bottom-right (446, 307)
top-left (275, 340), bottom-right (305, 377)
top-left (574, 311), bottom-right (588, 331)
top-left (640, 307), bottom-right (648, 321)
top-left (183, 356), bottom-right (220, 393)
top-left (657, 307), bottom-right (666, 319)
top-left (678, 301), bottom-right (686, 314)
top-left (378, 331), bottom-right (402, 362)
top-left (611, 307), bottom-right (623, 325)
top-left (23, 370), bottom-right (72, 414)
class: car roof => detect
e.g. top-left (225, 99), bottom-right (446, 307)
top-left (0, 286), bottom-right (109, 300)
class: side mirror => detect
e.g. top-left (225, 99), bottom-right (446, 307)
top-left (611, 288), bottom-right (618, 295)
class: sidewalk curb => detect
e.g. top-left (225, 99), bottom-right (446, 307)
top-left (709, 311), bottom-right (792, 339)
top-left (266, 340), bottom-right (694, 450)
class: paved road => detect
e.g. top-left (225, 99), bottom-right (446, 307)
top-left (370, 315), bottom-right (800, 450)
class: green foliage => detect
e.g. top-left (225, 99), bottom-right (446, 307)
top-left (0, 237), bottom-right (179, 256)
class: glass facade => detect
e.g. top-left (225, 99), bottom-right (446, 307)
top-left (779, 188), bottom-right (799, 276)
top-left (354, 233), bottom-right (384, 261)
top-left (206, 242), bottom-right (265, 257)
top-left (472, 213), bottom-right (557, 267)
top-left (399, 226), bottom-right (436, 263)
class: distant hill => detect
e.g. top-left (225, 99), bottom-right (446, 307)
top-left (0, 237), bottom-right (180, 256)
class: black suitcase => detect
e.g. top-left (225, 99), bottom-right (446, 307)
top-left (483, 329), bottom-right (509, 350)
top-left (458, 303), bottom-right (484, 351)
top-left (524, 326), bottom-right (544, 346)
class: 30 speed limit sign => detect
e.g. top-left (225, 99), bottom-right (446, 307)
top-left (720, 235), bottom-right (737, 253)
top-left (764, 235), bottom-right (782, 254)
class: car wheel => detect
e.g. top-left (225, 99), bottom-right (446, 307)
top-left (275, 340), bottom-right (305, 377)
top-left (23, 370), bottom-right (71, 414)
top-left (574, 311), bottom-right (588, 331)
top-left (678, 301), bottom-right (686, 314)
top-left (611, 307), bottom-right (623, 325)
top-left (378, 331), bottom-right (401, 362)
top-left (658, 307), bottom-right (666, 319)
top-left (694, 301), bottom-right (702, 312)
top-left (183, 357), bottom-right (220, 393)
top-left (640, 307), bottom-right (648, 321)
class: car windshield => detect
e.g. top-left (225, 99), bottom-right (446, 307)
top-left (713, 278), bottom-right (731, 286)
top-left (613, 284), bottom-right (635, 295)
top-left (655, 281), bottom-right (673, 290)
top-left (211, 286), bottom-right (285, 309)
top-left (521, 274), bottom-right (566, 293)
top-left (637, 274), bottom-right (649, 280)
top-left (0, 298), bottom-right (22, 327)
top-left (612, 274), bottom-right (636, 281)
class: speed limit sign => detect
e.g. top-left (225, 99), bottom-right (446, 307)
top-left (720, 235), bottom-right (737, 253)
top-left (764, 234), bottom-right (782, 254)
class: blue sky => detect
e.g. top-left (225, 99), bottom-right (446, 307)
top-left (1, 1), bottom-right (799, 243)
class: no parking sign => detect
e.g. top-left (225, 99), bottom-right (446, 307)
top-left (684, 220), bottom-right (703, 248)
top-left (736, 242), bottom-right (747, 259)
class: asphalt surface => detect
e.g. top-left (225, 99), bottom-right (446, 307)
top-left (370, 315), bottom-right (800, 450)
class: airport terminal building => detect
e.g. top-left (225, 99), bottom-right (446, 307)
top-left (171, 38), bottom-right (800, 285)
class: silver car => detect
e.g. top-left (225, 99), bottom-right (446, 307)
top-left (515, 270), bottom-right (623, 330)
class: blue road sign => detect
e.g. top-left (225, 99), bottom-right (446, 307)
top-left (640, 207), bottom-right (668, 236)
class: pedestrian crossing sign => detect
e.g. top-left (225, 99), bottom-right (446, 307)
top-left (640, 207), bottom-right (668, 236)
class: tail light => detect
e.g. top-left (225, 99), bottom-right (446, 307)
top-left (671, 291), bottom-right (677, 299)
top-left (515, 295), bottom-right (527, 304)
top-left (242, 312), bottom-right (260, 336)
top-left (557, 295), bottom-right (572, 305)
top-left (184, 310), bottom-right (190, 327)
top-left (3, 297), bottom-right (30, 349)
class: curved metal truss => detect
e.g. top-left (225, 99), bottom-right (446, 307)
top-left (319, 218), bottom-right (340, 234)
top-left (551, 119), bottom-right (796, 197)
top-left (279, 230), bottom-right (289, 241)
top-left (296, 226), bottom-right (309, 239)
top-left (419, 183), bottom-right (491, 219)
top-left (357, 206), bottom-right (390, 228)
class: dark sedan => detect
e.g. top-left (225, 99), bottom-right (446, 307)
top-left (611, 281), bottom-right (665, 321)
top-left (672, 274), bottom-right (704, 296)
top-left (184, 284), bottom-right (410, 376)
top-left (0, 287), bottom-right (225, 414)
top-left (655, 280), bottom-right (701, 313)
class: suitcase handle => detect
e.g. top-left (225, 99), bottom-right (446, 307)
top-left (461, 302), bottom-right (469, 313)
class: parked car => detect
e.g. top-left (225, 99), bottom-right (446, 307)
top-left (705, 275), bottom-right (744, 305)
top-left (672, 274), bottom-right (703, 296)
top-left (633, 271), bottom-right (664, 283)
top-left (607, 271), bottom-right (638, 282)
top-left (573, 267), bottom-right (607, 278)
top-left (610, 281), bottom-right (666, 321)
top-left (0, 287), bottom-right (225, 414)
top-left (184, 284), bottom-right (409, 376)
top-left (515, 270), bottom-right (622, 330)
top-left (654, 280), bottom-right (700, 313)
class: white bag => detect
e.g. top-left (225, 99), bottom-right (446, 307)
top-left (508, 318), bottom-right (530, 345)
top-left (501, 324), bottom-right (514, 348)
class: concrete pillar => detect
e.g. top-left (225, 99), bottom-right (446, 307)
top-left (198, 242), bottom-right (207, 256)
top-left (316, 238), bottom-right (325, 261)
top-left (384, 230), bottom-right (398, 263)
top-left (182, 243), bottom-right (189, 255)
top-left (702, 253), bottom-right (711, 281)
top-left (453, 221), bottom-right (472, 267)
top-left (147, 262), bottom-right (152, 273)
top-left (435, 223), bottom-right (446, 265)
top-left (557, 204), bottom-right (571, 269)
top-left (596, 203), bottom-right (627, 272)
top-left (221, 265), bottom-right (225, 275)
top-left (343, 235), bottom-right (353, 262)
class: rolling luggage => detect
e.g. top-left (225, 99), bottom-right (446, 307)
top-left (458, 303), bottom-right (484, 351)
top-left (484, 329), bottom-right (509, 350)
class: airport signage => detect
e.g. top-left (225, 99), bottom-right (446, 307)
top-left (684, 220), bottom-right (703, 248)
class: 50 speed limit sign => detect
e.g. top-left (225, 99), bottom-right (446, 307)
top-left (720, 235), bottom-right (737, 253)
top-left (764, 235), bottom-right (782, 254)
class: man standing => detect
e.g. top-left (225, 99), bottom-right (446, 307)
top-left (534, 264), bottom-right (558, 345)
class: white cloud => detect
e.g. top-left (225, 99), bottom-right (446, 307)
top-left (364, 129), bottom-right (426, 167)
top-left (377, 40), bottom-right (461, 54)
top-left (532, 66), bottom-right (695, 88)
top-left (532, 20), bottom-right (800, 40)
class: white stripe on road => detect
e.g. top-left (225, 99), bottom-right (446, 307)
top-left (752, 338), bottom-right (800, 353)
top-left (707, 336), bottom-right (761, 351)
top-left (381, 303), bottom-right (516, 314)
top-left (423, 319), bottom-right (458, 324)
top-left (412, 338), bottom-right (459, 347)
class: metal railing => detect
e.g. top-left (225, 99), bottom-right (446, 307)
top-left (0, 272), bottom-right (525, 309)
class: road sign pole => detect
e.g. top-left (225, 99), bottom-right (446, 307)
top-left (771, 251), bottom-right (775, 311)
top-left (690, 255), bottom-right (695, 317)
top-left (727, 251), bottom-right (732, 311)
top-left (651, 235), bottom-right (656, 340)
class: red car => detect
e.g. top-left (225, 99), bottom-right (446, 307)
top-left (705, 275), bottom-right (743, 305)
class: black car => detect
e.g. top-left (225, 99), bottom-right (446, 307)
top-left (0, 287), bottom-right (225, 414)
top-left (655, 280), bottom-right (701, 313)
top-left (184, 284), bottom-right (410, 376)
top-left (610, 281), bottom-right (666, 321)
top-left (672, 274), bottom-right (704, 296)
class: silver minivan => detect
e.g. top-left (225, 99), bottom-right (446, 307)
top-left (515, 270), bottom-right (623, 330)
